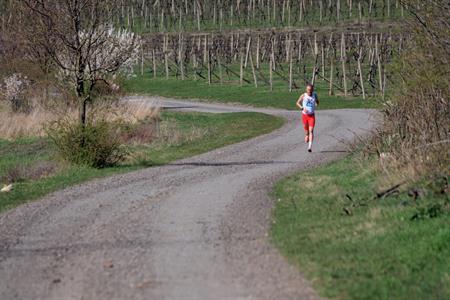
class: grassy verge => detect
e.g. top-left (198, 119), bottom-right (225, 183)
top-left (0, 111), bottom-right (284, 212)
top-left (124, 75), bottom-right (380, 111)
top-left (271, 155), bottom-right (450, 300)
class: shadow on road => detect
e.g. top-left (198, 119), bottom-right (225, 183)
top-left (168, 160), bottom-right (296, 167)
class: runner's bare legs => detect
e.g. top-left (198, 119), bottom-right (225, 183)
top-left (308, 127), bottom-right (314, 152)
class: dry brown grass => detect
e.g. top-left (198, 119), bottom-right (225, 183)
top-left (0, 104), bottom-right (57, 139)
top-left (157, 123), bottom-right (210, 146)
top-left (1, 161), bottom-right (60, 183)
top-left (0, 100), bottom-right (160, 140)
top-left (90, 100), bottom-right (161, 124)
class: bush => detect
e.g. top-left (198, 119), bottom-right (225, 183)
top-left (47, 119), bottom-right (127, 168)
top-left (371, 1), bottom-right (450, 181)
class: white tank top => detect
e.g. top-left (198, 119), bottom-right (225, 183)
top-left (302, 92), bottom-right (317, 115)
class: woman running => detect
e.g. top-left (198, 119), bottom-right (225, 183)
top-left (296, 84), bottom-right (319, 152)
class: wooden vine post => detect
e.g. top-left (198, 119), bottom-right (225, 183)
top-left (289, 39), bottom-right (294, 92)
top-left (357, 45), bottom-right (366, 99)
top-left (239, 49), bottom-right (244, 86)
top-left (249, 50), bottom-right (258, 88)
top-left (152, 49), bottom-right (157, 79)
top-left (340, 32), bottom-right (348, 97)
top-left (164, 35), bottom-right (169, 79)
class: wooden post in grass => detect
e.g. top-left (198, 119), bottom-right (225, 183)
top-left (289, 43), bottom-right (293, 92)
top-left (288, 0), bottom-right (291, 26)
top-left (337, 0), bottom-right (341, 22)
top-left (240, 49), bottom-right (244, 86)
top-left (249, 52), bottom-right (258, 88)
top-left (319, 0), bottom-right (323, 23)
top-left (244, 36), bottom-right (252, 68)
top-left (298, 33), bottom-right (302, 62)
top-left (387, 0), bottom-right (391, 18)
top-left (321, 40), bottom-right (325, 79)
top-left (272, 0), bottom-right (276, 23)
top-left (358, 1), bottom-right (362, 23)
top-left (203, 35), bottom-right (208, 63)
top-left (269, 55), bottom-right (273, 91)
top-left (358, 47), bottom-right (366, 99)
top-left (160, 10), bottom-right (165, 32)
top-left (230, 3), bottom-right (234, 26)
top-left (140, 40), bottom-right (144, 76)
top-left (349, 0), bottom-right (353, 18)
top-left (340, 32), bottom-right (348, 97)
top-left (271, 36), bottom-right (276, 72)
top-left (192, 52), bottom-right (197, 80)
top-left (375, 35), bottom-right (383, 96)
top-left (213, 3), bottom-right (217, 26)
top-left (285, 34), bottom-right (291, 63)
top-left (164, 35), bottom-right (169, 79)
top-left (179, 34), bottom-right (185, 80)
top-left (329, 53), bottom-right (334, 95)
top-left (230, 34), bottom-right (234, 61)
top-left (196, 0), bottom-right (201, 30)
top-left (218, 56), bottom-right (223, 85)
top-left (311, 33), bottom-right (319, 85)
top-left (256, 35), bottom-right (261, 69)
top-left (207, 46), bottom-right (212, 85)
top-left (357, 32), bottom-right (366, 99)
top-left (234, 34), bottom-right (239, 61)
top-left (152, 49), bottom-right (157, 79)
top-left (299, 1), bottom-right (303, 23)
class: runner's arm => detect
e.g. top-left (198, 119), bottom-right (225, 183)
top-left (315, 93), bottom-right (320, 106)
top-left (296, 95), bottom-right (304, 109)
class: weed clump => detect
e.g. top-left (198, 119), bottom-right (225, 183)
top-left (47, 119), bottom-right (127, 168)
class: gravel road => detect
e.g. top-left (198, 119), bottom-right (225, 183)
top-left (0, 97), bottom-right (377, 300)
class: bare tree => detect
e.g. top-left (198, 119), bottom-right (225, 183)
top-left (20, 0), bottom-right (140, 125)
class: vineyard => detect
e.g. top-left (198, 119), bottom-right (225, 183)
top-left (0, 0), bottom-right (408, 98)
top-left (124, 0), bottom-right (408, 98)
top-left (139, 27), bottom-right (406, 97)
top-left (106, 0), bottom-right (405, 32)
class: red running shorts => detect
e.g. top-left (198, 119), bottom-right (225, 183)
top-left (302, 113), bottom-right (316, 131)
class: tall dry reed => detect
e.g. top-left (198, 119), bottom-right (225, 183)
top-left (0, 100), bottom-right (160, 140)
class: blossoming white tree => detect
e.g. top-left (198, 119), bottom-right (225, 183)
top-left (2, 73), bottom-right (30, 112)
top-left (22, 0), bottom-right (140, 125)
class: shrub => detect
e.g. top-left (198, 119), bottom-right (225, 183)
top-left (46, 119), bottom-right (127, 168)
top-left (370, 1), bottom-right (450, 182)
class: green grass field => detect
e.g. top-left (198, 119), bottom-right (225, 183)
top-left (271, 155), bottom-right (450, 300)
top-left (0, 111), bottom-right (284, 212)
top-left (124, 74), bottom-right (380, 110)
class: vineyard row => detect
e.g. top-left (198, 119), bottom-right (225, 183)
top-left (115, 0), bottom-right (406, 32)
top-left (140, 30), bottom-right (407, 97)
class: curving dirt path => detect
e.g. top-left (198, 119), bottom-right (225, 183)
top-left (0, 97), bottom-right (377, 300)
